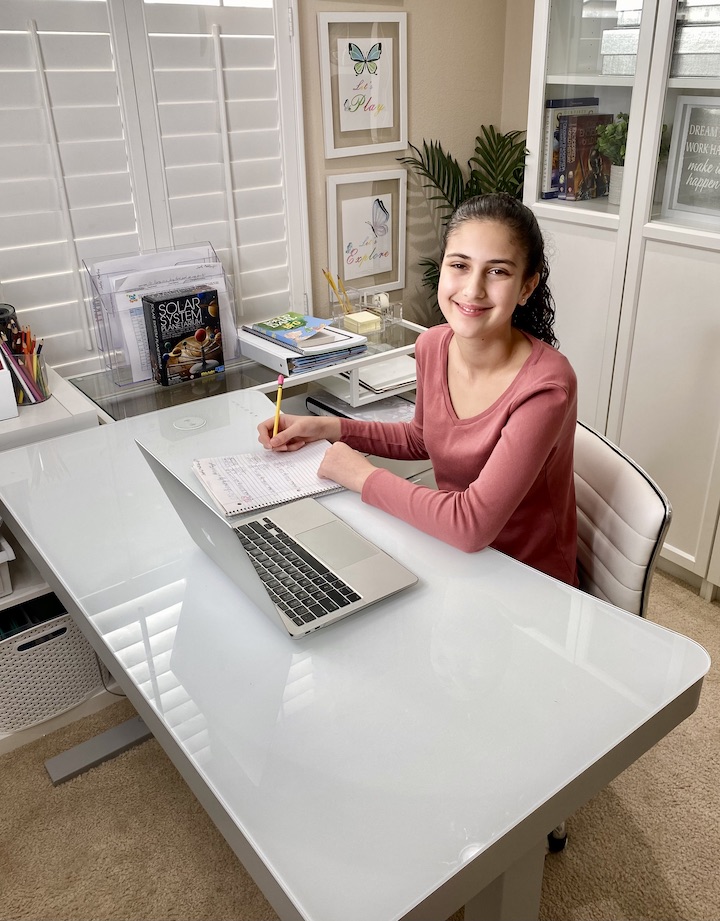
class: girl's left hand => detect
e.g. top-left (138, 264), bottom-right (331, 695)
top-left (318, 442), bottom-right (376, 493)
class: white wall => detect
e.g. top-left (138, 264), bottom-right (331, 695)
top-left (297, 1), bottom-right (534, 324)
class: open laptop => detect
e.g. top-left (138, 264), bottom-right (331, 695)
top-left (136, 441), bottom-right (417, 638)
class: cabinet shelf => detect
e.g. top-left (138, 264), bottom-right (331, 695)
top-left (667, 77), bottom-right (720, 91)
top-left (547, 73), bottom-right (636, 87)
top-left (534, 196), bottom-right (620, 229)
top-left (0, 528), bottom-right (49, 613)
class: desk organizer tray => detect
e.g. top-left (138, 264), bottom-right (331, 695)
top-left (0, 594), bottom-right (103, 733)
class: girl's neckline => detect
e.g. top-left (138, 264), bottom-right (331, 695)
top-left (441, 328), bottom-right (539, 422)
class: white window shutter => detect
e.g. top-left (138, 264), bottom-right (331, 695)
top-left (0, 0), bottom-right (309, 377)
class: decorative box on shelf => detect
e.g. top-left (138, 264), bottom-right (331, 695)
top-left (601, 27), bottom-right (639, 75)
top-left (671, 21), bottom-right (720, 77)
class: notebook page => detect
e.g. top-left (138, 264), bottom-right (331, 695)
top-left (192, 440), bottom-right (342, 516)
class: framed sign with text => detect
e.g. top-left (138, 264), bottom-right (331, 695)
top-left (317, 12), bottom-right (407, 159)
top-left (662, 95), bottom-right (720, 226)
top-left (326, 170), bottom-right (407, 296)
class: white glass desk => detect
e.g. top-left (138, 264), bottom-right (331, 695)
top-left (0, 391), bottom-right (709, 921)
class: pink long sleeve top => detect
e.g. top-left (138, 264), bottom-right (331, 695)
top-left (340, 324), bottom-right (579, 585)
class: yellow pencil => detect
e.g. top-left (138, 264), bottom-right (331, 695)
top-left (322, 268), bottom-right (343, 307)
top-left (337, 275), bottom-right (353, 314)
top-left (272, 374), bottom-right (284, 437)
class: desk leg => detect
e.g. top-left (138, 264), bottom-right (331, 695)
top-left (464, 839), bottom-right (545, 921)
top-left (44, 716), bottom-right (152, 785)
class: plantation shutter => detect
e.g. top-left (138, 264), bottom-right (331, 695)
top-left (0, 0), bottom-right (309, 378)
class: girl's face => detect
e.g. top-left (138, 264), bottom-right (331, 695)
top-left (438, 219), bottom-right (539, 342)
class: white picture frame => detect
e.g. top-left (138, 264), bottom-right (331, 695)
top-left (326, 170), bottom-right (407, 297)
top-left (317, 12), bottom-right (407, 159)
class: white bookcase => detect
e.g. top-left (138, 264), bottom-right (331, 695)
top-left (525, 0), bottom-right (720, 596)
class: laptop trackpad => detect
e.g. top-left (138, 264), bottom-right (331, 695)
top-left (298, 520), bottom-right (376, 570)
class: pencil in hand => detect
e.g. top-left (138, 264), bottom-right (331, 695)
top-left (272, 374), bottom-right (284, 437)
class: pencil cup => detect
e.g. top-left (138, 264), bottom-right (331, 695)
top-left (13, 352), bottom-right (51, 406)
top-left (329, 285), bottom-right (363, 323)
top-left (33, 354), bottom-right (51, 402)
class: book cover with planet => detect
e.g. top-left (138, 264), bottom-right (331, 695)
top-left (142, 286), bottom-right (224, 386)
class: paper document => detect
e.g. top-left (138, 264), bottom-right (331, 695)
top-left (306, 390), bottom-right (416, 422)
top-left (343, 354), bottom-right (417, 393)
top-left (192, 441), bottom-right (343, 517)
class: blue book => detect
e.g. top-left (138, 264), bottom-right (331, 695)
top-left (242, 312), bottom-right (366, 356)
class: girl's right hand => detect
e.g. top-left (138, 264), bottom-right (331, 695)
top-left (257, 413), bottom-right (342, 452)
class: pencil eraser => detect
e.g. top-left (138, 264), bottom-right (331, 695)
top-left (344, 310), bottom-right (381, 333)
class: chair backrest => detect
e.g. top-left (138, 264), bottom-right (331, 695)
top-left (574, 421), bottom-right (672, 617)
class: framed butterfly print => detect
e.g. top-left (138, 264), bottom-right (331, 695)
top-left (317, 13), bottom-right (407, 159)
top-left (326, 170), bottom-right (407, 297)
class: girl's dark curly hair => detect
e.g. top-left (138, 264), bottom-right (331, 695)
top-left (440, 193), bottom-right (558, 348)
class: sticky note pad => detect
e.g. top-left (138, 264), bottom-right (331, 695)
top-left (344, 310), bottom-right (381, 333)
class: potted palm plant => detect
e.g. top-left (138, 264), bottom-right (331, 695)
top-left (595, 112), bottom-right (629, 205)
top-left (596, 113), bottom-right (670, 206)
top-left (398, 125), bottom-right (527, 322)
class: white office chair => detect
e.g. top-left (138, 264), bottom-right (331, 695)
top-left (574, 420), bottom-right (672, 618)
top-left (548, 420), bottom-right (672, 852)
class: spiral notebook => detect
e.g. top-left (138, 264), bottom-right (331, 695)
top-left (191, 440), bottom-right (343, 517)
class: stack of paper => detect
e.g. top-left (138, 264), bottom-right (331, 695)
top-left (342, 354), bottom-right (416, 393)
top-left (306, 389), bottom-right (416, 422)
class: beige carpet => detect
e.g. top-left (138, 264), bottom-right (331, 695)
top-left (0, 570), bottom-right (717, 921)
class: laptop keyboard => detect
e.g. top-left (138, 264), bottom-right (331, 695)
top-left (235, 518), bottom-right (362, 627)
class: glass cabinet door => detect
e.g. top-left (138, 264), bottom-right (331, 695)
top-left (528, 0), bottom-right (654, 215)
top-left (650, 0), bottom-right (720, 228)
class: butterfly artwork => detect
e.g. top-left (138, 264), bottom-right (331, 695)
top-left (366, 198), bottom-right (390, 238)
top-left (348, 41), bottom-right (382, 75)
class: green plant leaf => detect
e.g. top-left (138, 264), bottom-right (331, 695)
top-left (419, 257), bottom-right (440, 292)
top-left (397, 140), bottom-right (466, 222)
top-left (469, 125), bottom-right (527, 197)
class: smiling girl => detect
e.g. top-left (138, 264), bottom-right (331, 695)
top-left (258, 193), bottom-right (578, 585)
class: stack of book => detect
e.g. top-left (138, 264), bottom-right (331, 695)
top-left (541, 97), bottom-right (599, 198)
top-left (557, 113), bottom-right (613, 202)
top-left (238, 312), bottom-right (367, 376)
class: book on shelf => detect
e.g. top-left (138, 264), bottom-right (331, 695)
top-left (561, 113), bottom-right (613, 202)
top-left (237, 328), bottom-right (367, 376)
top-left (143, 286), bottom-right (224, 387)
top-left (557, 114), bottom-right (570, 199)
top-left (306, 389), bottom-right (416, 422)
top-left (541, 97), bottom-right (599, 199)
top-left (242, 312), bottom-right (366, 355)
top-left (192, 441), bottom-right (342, 517)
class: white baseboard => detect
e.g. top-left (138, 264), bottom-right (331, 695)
top-left (656, 556), bottom-right (703, 592)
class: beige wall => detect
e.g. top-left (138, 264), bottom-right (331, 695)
top-left (297, 1), bottom-right (535, 324)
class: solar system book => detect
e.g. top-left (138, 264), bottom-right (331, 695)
top-left (142, 286), bottom-right (224, 386)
